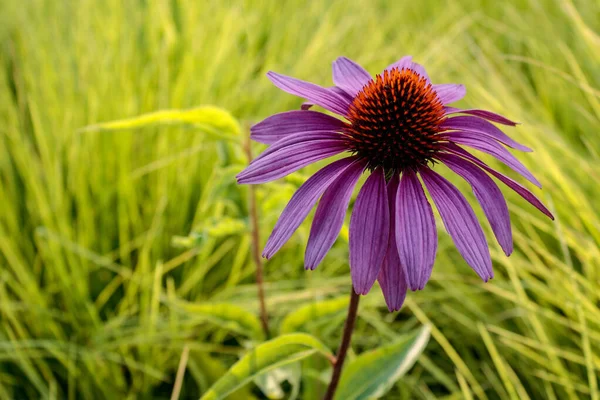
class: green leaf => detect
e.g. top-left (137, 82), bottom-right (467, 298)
top-left (334, 325), bottom-right (431, 400)
top-left (79, 106), bottom-right (240, 139)
top-left (194, 353), bottom-right (257, 400)
top-left (200, 334), bottom-right (333, 400)
top-left (253, 362), bottom-right (301, 400)
top-left (173, 301), bottom-right (265, 341)
top-left (280, 296), bottom-right (349, 334)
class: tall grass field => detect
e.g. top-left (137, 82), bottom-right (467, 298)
top-left (1, 0), bottom-right (599, 398)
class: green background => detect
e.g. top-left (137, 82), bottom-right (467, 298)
top-left (0, 0), bottom-right (599, 398)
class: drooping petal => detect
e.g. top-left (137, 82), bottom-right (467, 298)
top-left (385, 56), bottom-right (431, 82)
top-left (349, 168), bottom-right (389, 295)
top-left (420, 168), bottom-right (493, 281)
top-left (251, 110), bottom-right (348, 144)
top-left (441, 115), bottom-right (531, 152)
top-left (395, 169), bottom-right (437, 290)
top-left (378, 239), bottom-right (408, 312)
top-left (332, 57), bottom-right (372, 97)
top-left (236, 133), bottom-right (346, 184)
top-left (304, 159), bottom-right (366, 270)
top-left (444, 107), bottom-right (518, 126)
top-left (262, 157), bottom-right (359, 258)
top-left (433, 84), bottom-right (466, 105)
top-left (438, 154), bottom-right (513, 255)
top-left (444, 131), bottom-right (541, 187)
top-left (378, 175), bottom-right (408, 311)
top-left (444, 144), bottom-right (554, 219)
top-left (486, 169), bottom-right (554, 219)
top-left (267, 72), bottom-right (351, 116)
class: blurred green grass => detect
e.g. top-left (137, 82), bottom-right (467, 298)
top-left (1, 0), bottom-right (600, 398)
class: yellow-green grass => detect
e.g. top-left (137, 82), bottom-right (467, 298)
top-left (0, 0), bottom-right (599, 398)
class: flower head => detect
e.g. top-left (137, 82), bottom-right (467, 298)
top-left (237, 56), bottom-right (553, 312)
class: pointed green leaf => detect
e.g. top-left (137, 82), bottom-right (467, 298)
top-left (194, 353), bottom-right (257, 400)
top-left (334, 325), bottom-right (431, 400)
top-left (79, 106), bottom-right (240, 139)
top-left (200, 334), bottom-right (333, 400)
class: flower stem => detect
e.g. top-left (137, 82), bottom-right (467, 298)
top-left (323, 289), bottom-right (360, 400)
top-left (244, 137), bottom-right (270, 339)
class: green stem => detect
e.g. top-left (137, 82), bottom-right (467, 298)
top-left (244, 137), bottom-right (270, 339)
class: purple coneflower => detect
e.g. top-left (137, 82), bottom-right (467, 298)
top-left (237, 56), bottom-right (553, 312)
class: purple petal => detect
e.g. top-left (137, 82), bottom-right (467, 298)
top-left (433, 84), bottom-right (466, 105)
top-left (253, 132), bottom-right (339, 159)
top-left (267, 72), bottom-right (351, 116)
top-left (386, 56), bottom-right (414, 71)
top-left (439, 154), bottom-right (513, 256)
top-left (299, 86), bottom-right (354, 111)
top-left (445, 144), bottom-right (554, 220)
top-left (262, 157), bottom-right (358, 258)
top-left (444, 131), bottom-right (541, 187)
top-left (349, 168), bottom-right (390, 295)
top-left (410, 62), bottom-right (431, 82)
top-left (396, 169), bottom-right (437, 290)
top-left (378, 175), bottom-right (408, 311)
top-left (236, 133), bottom-right (346, 184)
top-left (332, 57), bottom-right (372, 97)
top-left (332, 85), bottom-right (356, 100)
top-left (304, 160), bottom-right (366, 270)
top-left (251, 111), bottom-right (348, 145)
top-left (441, 115), bottom-right (531, 152)
top-left (421, 168), bottom-right (493, 281)
top-left (378, 247), bottom-right (408, 312)
top-left (385, 56), bottom-right (431, 82)
top-left (445, 107), bottom-right (518, 126)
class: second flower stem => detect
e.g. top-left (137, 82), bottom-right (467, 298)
top-left (323, 289), bottom-right (360, 400)
top-left (244, 137), bottom-right (270, 339)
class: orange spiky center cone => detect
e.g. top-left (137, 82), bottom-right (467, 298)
top-left (344, 68), bottom-right (446, 174)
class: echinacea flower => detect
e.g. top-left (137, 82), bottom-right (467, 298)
top-left (237, 56), bottom-right (553, 312)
